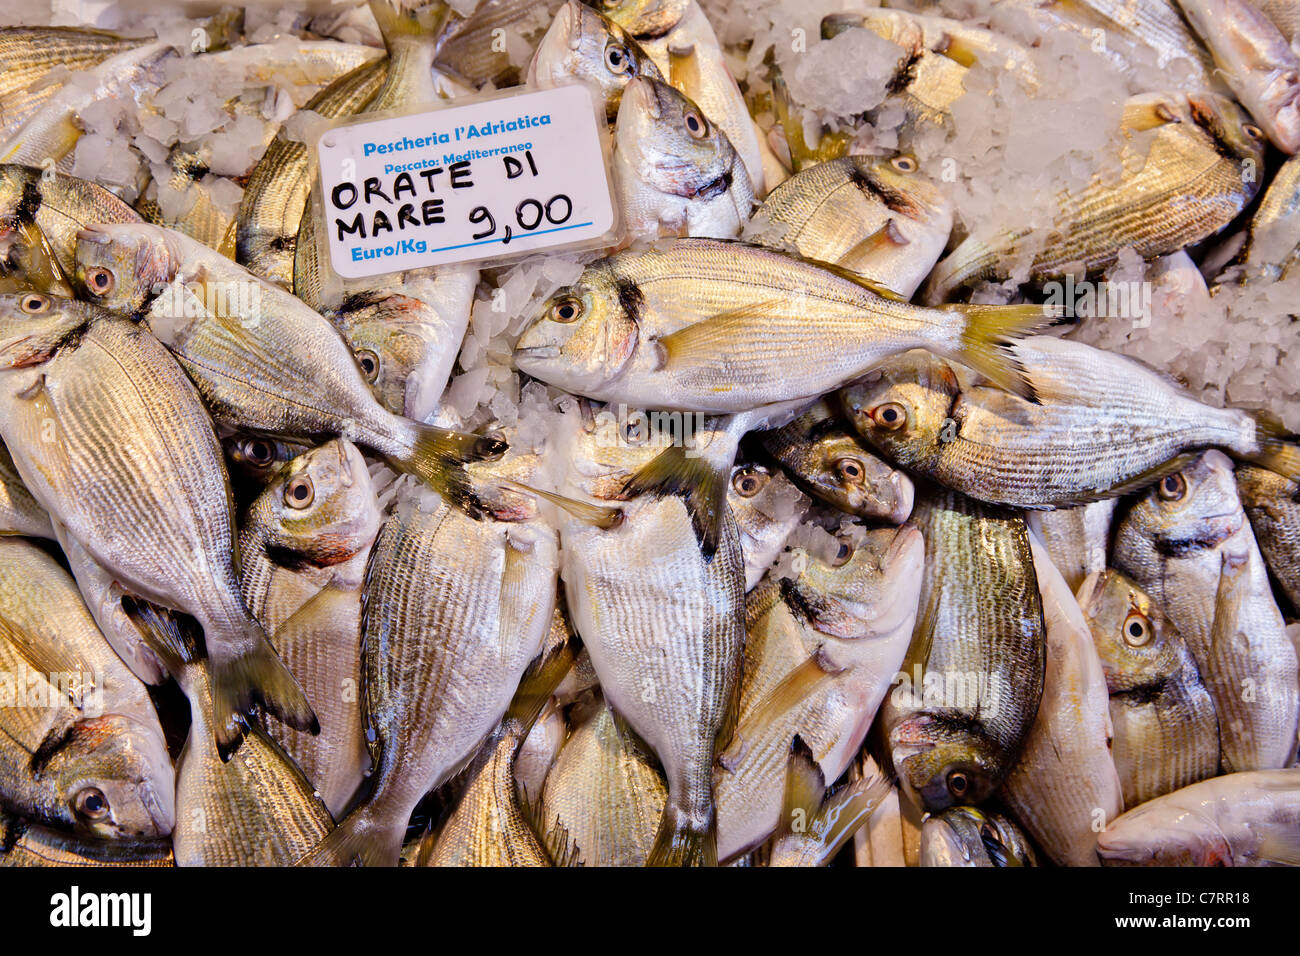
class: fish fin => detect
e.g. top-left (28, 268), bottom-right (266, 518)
top-left (620, 442), bottom-right (730, 560)
top-left (503, 480), bottom-right (624, 528)
top-left (770, 67), bottom-right (850, 171)
top-left (1122, 96), bottom-right (1183, 132)
top-left (197, 8), bottom-right (245, 52)
top-left (540, 815), bottom-right (584, 868)
top-left (646, 803), bottom-right (717, 867)
top-left (939, 303), bottom-right (1064, 403)
top-left (1239, 410), bottom-right (1300, 483)
top-left (779, 735), bottom-right (828, 832)
top-left (656, 297), bottom-right (793, 365)
top-left (506, 626), bottom-right (578, 734)
top-left (210, 624), bottom-right (319, 762)
top-left (1079, 453), bottom-right (1203, 504)
top-left (720, 649), bottom-right (842, 765)
top-left (385, 424), bottom-right (507, 516)
top-left (798, 771), bottom-right (894, 865)
top-left (837, 220), bottom-right (910, 279)
top-left (934, 33), bottom-right (979, 69)
top-left (298, 804), bottom-right (401, 867)
top-left (368, 0), bottom-right (452, 45)
top-left (119, 596), bottom-right (200, 676)
top-left (1257, 828), bottom-right (1300, 867)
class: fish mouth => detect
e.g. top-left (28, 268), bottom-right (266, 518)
top-left (514, 344), bottom-right (561, 363)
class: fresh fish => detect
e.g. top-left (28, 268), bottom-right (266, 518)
top-left (1237, 464), bottom-right (1300, 610)
top-left (1113, 450), bottom-right (1300, 770)
top-left (235, 56), bottom-right (388, 291)
top-left (878, 485), bottom-right (1046, 812)
top-left (240, 440), bottom-right (382, 818)
top-left (1239, 153), bottom-right (1300, 281)
top-left (415, 637), bottom-right (577, 867)
top-left (0, 811), bottom-right (173, 867)
top-left (726, 462), bottom-right (808, 590)
top-left (0, 165), bottom-right (142, 287)
top-left (528, 0), bottom-right (665, 119)
top-left (1098, 768), bottom-right (1300, 865)
top-left (0, 536), bottom-right (174, 839)
top-left (72, 222), bottom-right (503, 510)
top-left (920, 806), bottom-right (1039, 867)
top-left (436, 0), bottom-right (566, 87)
top-left (999, 533), bottom-right (1123, 866)
top-left (1177, 0), bottom-right (1300, 152)
top-left (540, 693), bottom-right (668, 866)
top-left (601, 0), bottom-right (766, 194)
top-left (715, 523), bottom-right (924, 862)
top-left (752, 155), bottom-right (952, 300)
top-left (0, 438), bottom-right (51, 538)
top-left (515, 237), bottom-right (1056, 414)
top-left (1077, 569), bottom-right (1220, 806)
top-left (305, 461), bottom-right (559, 867)
top-left (613, 76), bottom-right (753, 242)
top-left (840, 339), bottom-right (1300, 509)
top-left (142, 611), bottom-right (335, 867)
top-left (0, 27), bottom-right (151, 140)
top-left (765, 737), bottom-right (893, 867)
top-left (552, 409), bottom-right (745, 865)
top-left (923, 92), bottom-right (1266, 301)
top-left (1026, 500), bottom-right (1117, 592)
top-left (760, 399), bottom-right (914, 523)
top-left (0, 293), bottom-right (315, 753)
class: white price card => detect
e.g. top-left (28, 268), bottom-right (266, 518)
top-left (314, 83), bottom-right (618, 279)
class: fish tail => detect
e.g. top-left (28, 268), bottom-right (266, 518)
top-left (368, 0), bottom-right (452, 45)
top-left (210, 623), bottom-right (318, 762)
top-left (620, 442), bottom-right (732, 560)
top-left (776, 736), bottom-right (892, 865)
top-left (299, 803), bottom-right (403, 867)
top-left (385, 423), bottom-right (508, 515)
top-left (942, 302), bottom-right (1063, 403)
top-left (1239, 411), bottom-right (1300, 482)
top-left (645, 802), bottom-right (718, 867)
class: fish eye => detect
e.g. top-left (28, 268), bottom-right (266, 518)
top-left (947, 769), bottom-right (970, 799)
top-left (622, 416), bottom-right (649, 445)
top-left (1157, 472), bottom-right (1187, 501)
top-left (731, 466), bottom-right (768, 498)
top-left (285, 475), bottom-right (314, 509)
top-left (19, 293), bottom-right (49, 314)
top-left (683, 110), bottom-right (708, 138)
top-left (869, 402), bottom-right (907, 430)
top-left (835, 457), bottom-right (865, 482)
top-left (243, 439), bottom-right (275, 467)
top-left (830, 537), bottom-right (854, 567)
top-left (355, 348), bottom-right (380, 383)
top-left (1243, 123), bottom-right (1264, 140)
top-left (1122, 609), bottom-right (1152, 647)
top-left (604, 42), bottom-right (633, 76)
top-left (552, 297), bottom-right (583, 323)
top-left (891, 155), bottom-right (918, 173)
top-left (85, 267), bottom-right (115, 296)
top-left (73, 787), bottom-right (110, 821)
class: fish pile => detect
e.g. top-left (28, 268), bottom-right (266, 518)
top-left (0, 0), bottom-right (1298, 868)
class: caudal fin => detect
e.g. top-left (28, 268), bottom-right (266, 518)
top-left (940, 303), bottom-right (1064, 403)
top-left (621, 443), bottom-right (731, 560)
top-left (210, 626), bottom-right (318, 762)
top-left (1240, 411), bottom-right (1300, 482)
top-left (646, 803), bottom-right (718, 867)
top-left (385, 424), bottom-right (508, 516)
top-left (368, 0), bottom-right (454, 48)
top-left (299, 803), bottom-right (403, 868)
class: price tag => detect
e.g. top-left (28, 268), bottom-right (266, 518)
top-left (314, 83), bottom-right (618, 278)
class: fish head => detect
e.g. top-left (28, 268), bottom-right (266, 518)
top-left (802, 429), bottom-right (915, 523)
top-left (1076, 569), bottom-right (1180, 693)
top-left (921, 806), bottom-right (1035, 867)
top-left (1097, 808), bottom-right (1229, 867)
top-left (728, 463), bottom-right (808, 587)
top-left (785, 522), bottom-right (924, 641)
top-left (223, 435), bottom-right (302, 485)
top-left (514, 265), bottom-right (639, 395)
top-left (840, 351), bottom-right (959, 470)
top-left (330, 293), bottom-right (444, 420)
top-left (249, 439), bottom-right (382, 568)
top-left (0, 291), bottom-right (94, 368)
top-left (1184, 92), bottom-right (1269, 171)
top-left (596, 0), bottom-right (688, 37)
top-left (889, 712), bottom-right (1004, 811)
top-left (616, 77), bottom-right (738, 200)
top-left (1122, 450), bottom-right (1245, 557)
top-left (73, 222), bottom-right (176, 316)
top-left (857, 154), bottom-right (953, 235)
top-left (41, 714), bottom-right (175, 840)
top-left (528, 1), bottom-right (663, 120)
